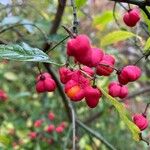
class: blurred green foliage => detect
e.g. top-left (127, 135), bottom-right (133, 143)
top-left (0, 0), bottom-right (150, 150)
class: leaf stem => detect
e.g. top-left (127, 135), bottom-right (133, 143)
top-left (47, 35), bottom-right (70, 53)
top-left (143, 103), bottom-right (150, 117)
top-left (0, 23), bottom-right (49, 43)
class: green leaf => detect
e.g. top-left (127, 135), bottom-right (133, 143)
top-left (0, 135), bottom-right (11, 146)
top-left (76, 0), bottom-right (86, 8)
top-left (93, 11), bottom-right (119, 30)
top-left (99, 86), bottom-right (141, 141)
top-left (93, 11), bottom-right (114, 25)
top-left (4, 72), bottom-right (17, 81)
top-left (141, 7), bottom-right (150, 32)
top-left (0, 44), bottom-right (52, 63)
top-left (144, 37), bottom-right (150, 52)
top-left (100, 30), bottom-right (136, 47)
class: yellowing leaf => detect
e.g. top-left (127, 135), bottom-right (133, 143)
top-left (100, 30), bottom-right (136, 47)
top-left (144, 37), bottom-right (150, 52)
top-left (141, 8), bottom-right (150, 32)
top-left (76, 0), bottom-right (86, 8)
top-left (40, 11), bottom-right (50, 21)
top-left (98, 86), bottom-right (141, 141)
top-left (0, 135), bottom-right (11, 146)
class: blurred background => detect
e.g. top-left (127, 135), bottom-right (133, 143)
top-left (0, 0), bottom-right (150, 149)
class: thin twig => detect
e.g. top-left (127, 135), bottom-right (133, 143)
top-left (70, 1), bottom-right (78, 149)
top-left (139, 133), bottom-right (149, 145)
top-left (110, 0), bottom-right (150, 7)
top-left (83, 106), bottom-right (114, 125)
top-left (0, 3), bottom-right (45, 19)
top-left (93, 68), bottom-right (97, 87)
top-left (44, 64), bottom-right (72, 120)
top-left (62, 25), bottom-right (75, 37)
top-left (140, 6), bottom-right (150, 19)
top-left (118, 2), bottom-right (129, 11)
top-left (70, 102), bottom-right (76, 150)
top-left (76, 120), bottom-right (117, 150)
top-left (134, 55), bottom-right (145, 65)
top-left (134, 52), bottom-right (150, 65)
top-left (124, 86), bottom-right (150, 100)
top-left (63, 124), bottom-right (73, 149)
top-left (42, 0), bottom-right (67, 52)
top-left (128, 3), bottom-right (131, 10)
top-left (70, 0), bottom-right (79, 34)
top-left (47, 35), bottom-right (70, 53)
top-left (143, 103), bottom-right (150, 116)
top-left (140, 22), bottom-right (150, 36)
top-left (0, 23), bottom-right (49, 43)
top-left (113, 2), bottom-right (121, 28)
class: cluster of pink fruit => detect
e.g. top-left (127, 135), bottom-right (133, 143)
top-left (65, 34), bottom-right (149, 132)
top-left (28, 112), bottom-right (67, 144)
top-left (65, 34), bottom-right (142, 102)
top-left (34, 12), bottom-right (148, 131)
top-left (35, 34), bottom-right (142, 105)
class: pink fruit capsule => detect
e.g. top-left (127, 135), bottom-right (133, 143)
top-left (85, 86), bottom-right (102, 108)
top-left (36, 73), bottom-right (56, 93)
top-left (133, 114), bottom-right (148, 131)
top-left (123, 9), bottom-right (140, 27)
top-left (118, 65), bottom-right (141, 85)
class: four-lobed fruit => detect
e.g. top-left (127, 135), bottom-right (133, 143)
top-left (65, 80), bottom-right (85, 101)
top-left (118, 65), bottom-right (141, 85)
top-left (67, 34), bottom-right (91, 57)
top-left (75, 47), bottom-right (104, 67)
top-left (96, 54), bottom-right (115, 76)
top-left (88, 48), bottom-right (104, 67)
top-left (85, 86), bottom-right (102, 108)
top-left (63, 70), bottom-right (91, 101)
top-left (36, 72), bottom-right (56, 93)
top-left (108, 82), bottom-right (128, 99)
top-left (132, 114), bottom-right (148, 131)
top-left (59, 67), bottom-right (73, 84)
top-left (123, 9), bottom-right (140, 27)
top-left (67, 34), bottom-right (104, 67)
